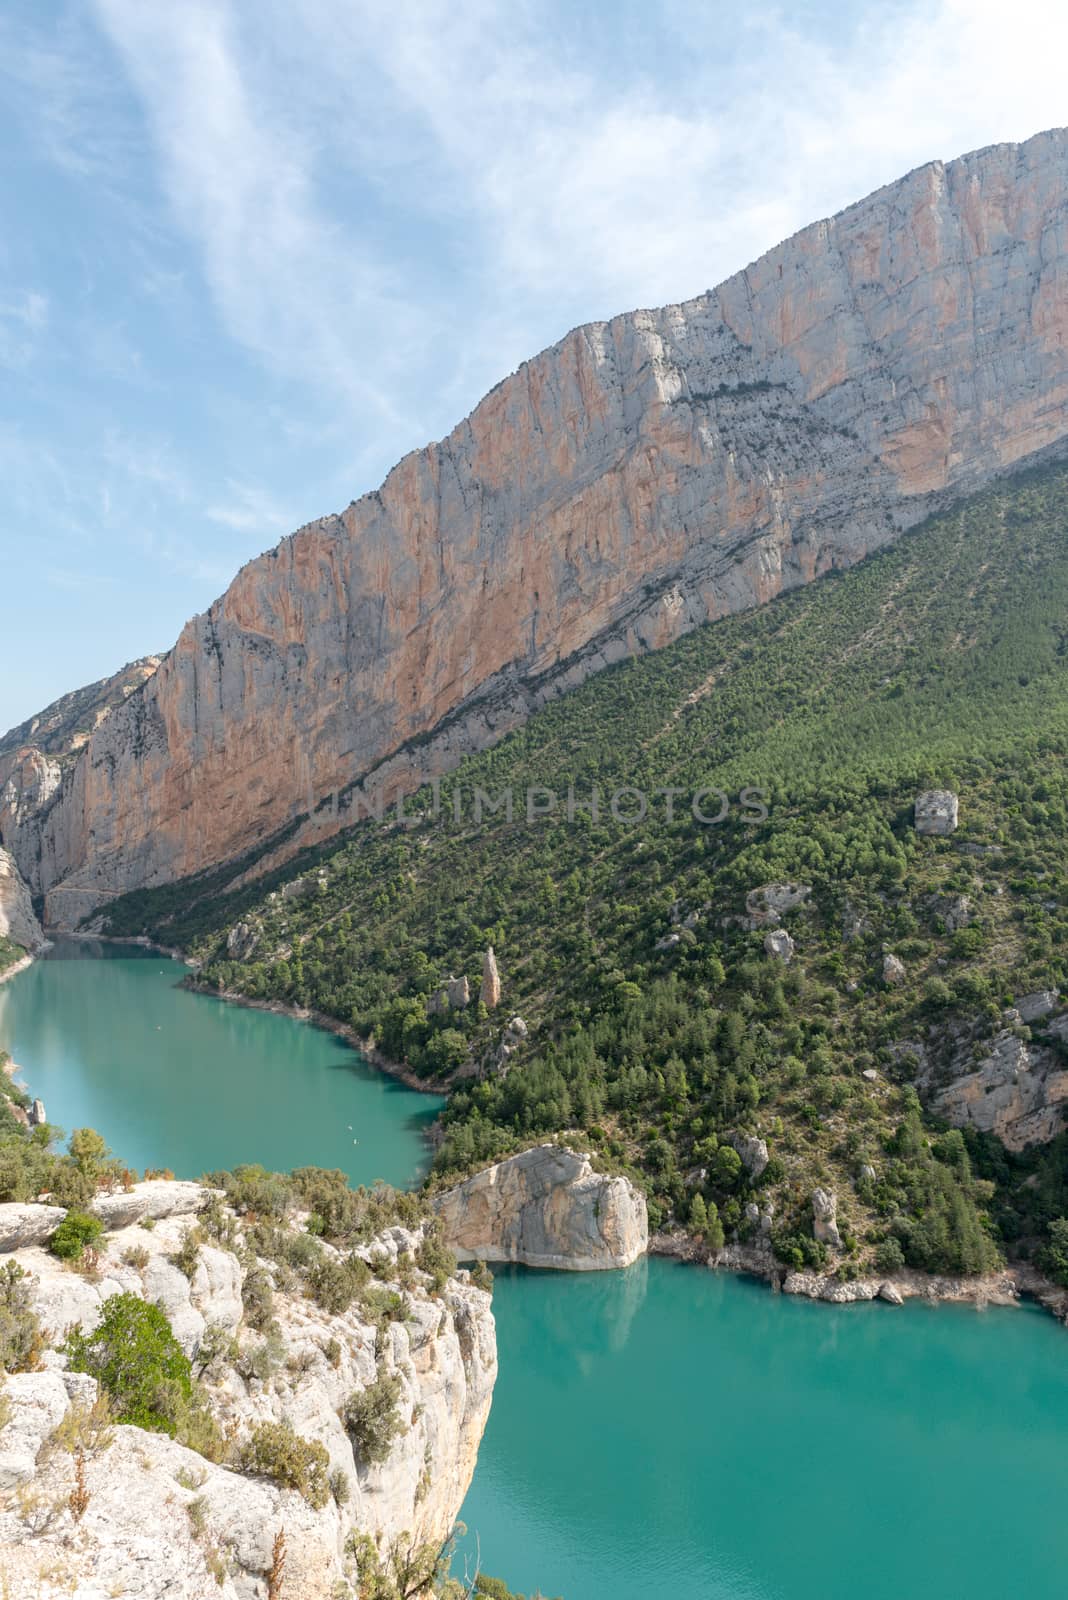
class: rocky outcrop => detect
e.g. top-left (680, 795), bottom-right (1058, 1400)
top-left (0, 1190), bottom-right (496, 1597)
top-left (745, 883), bottom-right (812, 928)
top-left (882, 951), bottom-right (906, 986)
top-left (435, 1145), bottom-right (647, 1270)
top-left (930, 1020), bottom-right (1068, 1149)
top-left (226, 920), bottom-right (259, 961)
top-left (5, 132), bottom-right (1067, 925)
top-left (811, 1188), bottom-right (842, 1250)
top-left (0, 1181), bottom-right (209, 1252)
top-left (489, 1015), bottom-right (528, 1074)
top-left (915, 790), bottom-right (960, 835)
top-left (480, 947), bottom-right (501, 1009)
top-left (928, 893), bottom-right (973, 932)
top-left (730, 1135), bottom-right (770, 1180)
top-left (763, 928), bottom-right (794, 962)
top-left (0, 849), bottom-right (43, 952)
top-left (1015, 990), bottom-right (1059, 1023)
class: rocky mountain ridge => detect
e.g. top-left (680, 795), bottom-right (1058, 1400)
top-left (5, 128), bottom-right (1068, 927)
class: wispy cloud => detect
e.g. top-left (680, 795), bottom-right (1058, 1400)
top-left (206, 482), bottom-right (296, 535)
top-left (91, 0), bottom-right (429, 446)
top-left (88, 0), bottom-right (1068, 454)
top-left (0, 289), bottom-right (49, 370)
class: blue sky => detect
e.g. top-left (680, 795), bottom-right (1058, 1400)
top-left (1, 0), bottom-right (1065, 733)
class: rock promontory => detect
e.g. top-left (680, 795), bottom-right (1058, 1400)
top-left (0, 1182), bottom-right (497, 1597)
top-left (435, 1145), bottom-right (648, 1270)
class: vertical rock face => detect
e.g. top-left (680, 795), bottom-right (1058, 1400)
top-left (8, 131), bottom-right (1068, 924)
top-left (0, 1194), bottom-right (498, 1595)
top-left (480, 946), bottom-right (501, 1009)
top-left (0, 848), bottom-right (43, 952)
top-left (929, 1014), bottom-right (1068, 1149)
top-left (435, 1144), bottom-right (648, 1270)
top-left (812, 1188), bottom-right (842, 1250)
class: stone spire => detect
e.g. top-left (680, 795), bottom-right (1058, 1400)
top-left (480, 946), bottom-right (501, 1009)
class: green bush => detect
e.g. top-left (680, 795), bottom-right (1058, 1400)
top-left (65, 1294), bottom-right (192, 1436)
top-left (342, 1371), bottom-right (404, 1465)
top-left (237, 1420), bottom-right (330, 1507)
top-left (0, 1261), bottom-right (43, 1372)
top-left (873, 1236), bottom-right (906, 1275)
top-left (306, 1253), bottom-right (369, 1315)
top-left (241, 1266), bottom-right (275, 1330)
top-left (1038, 1218), bottom-right (1068, 1287)
top-left (50, 1211), bottom-right (105, 1262)
top-left (415, 1223), bottom-right (457, 1293)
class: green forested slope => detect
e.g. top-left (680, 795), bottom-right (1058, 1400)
top-left (102, 460), bottom-right (1068, 1283)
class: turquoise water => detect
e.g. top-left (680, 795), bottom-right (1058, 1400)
top-left (4, 948), bottom-right (1067, 1599)
top-left (0, 939), bottom-right (442, 1187)
top-left (461, 1261), bottom-right (1068, 1600)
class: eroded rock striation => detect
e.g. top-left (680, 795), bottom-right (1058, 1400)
top-left (5, 132), bottom-right (1068, 924)
top-left (435, 1145), bottom-right (648, 1270)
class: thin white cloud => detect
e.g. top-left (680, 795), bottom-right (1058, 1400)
top-left (206, 482), bottom-right (296, 535)
top-left (91, 0), bottom-right (428, 445)
top-left (87, 0), bottom-right (1068, 466)
top-left (0, 289), bottom-right (49, 369)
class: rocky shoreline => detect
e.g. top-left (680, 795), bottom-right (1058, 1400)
top-left (650, 1231), bottom-right (1068, 1326)
top-left (0, 951), bottom-right (33, 986)
top-left (195, 983), bottom-right (446, 1097)
top-left (14, 940), bottom-right (1068, 1330)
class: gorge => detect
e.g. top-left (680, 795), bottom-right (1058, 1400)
top-left (3, 947), bottom-right (1068, 1600)
top-left (5, 124), bottom-right (1068, 1600)
top-left (2, 130), bottom-right (1068, 927)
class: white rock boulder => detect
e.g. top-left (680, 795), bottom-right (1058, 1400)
top-left (435, 1145), bottom-right (647, 1270)
top-left (812, 1188), bottom-right (842, 1250)
top-left (915, 790), bottom-right (959, 835)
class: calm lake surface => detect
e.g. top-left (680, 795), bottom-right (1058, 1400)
top-left (0, 939), bottom-right (442, 1187)
top-left (4, 946), bottom-right (1067, 1599)
top-left (458, 1260), bottom-right (1068, 1599)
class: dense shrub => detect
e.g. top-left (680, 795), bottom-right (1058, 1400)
top-left (1038, 1218), bottom-right (1068, 1287)
top-left (342, 1371), bottom-right (405, 1465)
top-left (65, 1294), bottom-right (193, 1436)
top-left (873, 1236), bottom-right (906, 1275)
top-left (241, 1265), bottom-right (275, 1330)
top-left (0, 1261), bottom-right (43, 1372)
top-left (306, 1252), bottom-right (370, 1315)
top-left (237, 1420), bottom-right (330, 1507)
top-left (415, 1222), bottom-right (457, 1293)
top-left (50, 1211), bottom-right (104, 1262)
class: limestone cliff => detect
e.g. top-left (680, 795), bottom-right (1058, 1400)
top-left (0, 1184), bottom-right (496, 1598)
top-left (8, 131), bottom-right (1068, 925)
top-left (925, 1004), bottom-right (1068, 1150)
top-left (435, 1145), bottom-right (648, 1270)
top-left (0, 658), bottom-right (160, 926)
top-left (0, 848), bottom-right (44, 953)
